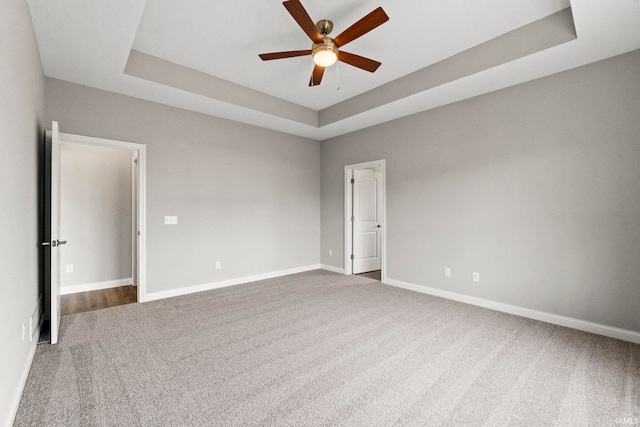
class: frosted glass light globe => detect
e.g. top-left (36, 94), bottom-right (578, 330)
top-left (313, 47), bottom-right (337, 67)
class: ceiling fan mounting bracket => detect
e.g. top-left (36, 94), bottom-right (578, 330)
top-left (316, 19), bottom-right (333, 36)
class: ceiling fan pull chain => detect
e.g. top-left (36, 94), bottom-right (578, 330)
top-left (336, 61), bottom-right (340, 91)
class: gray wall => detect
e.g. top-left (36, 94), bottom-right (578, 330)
top-left (46, 79), bottom-right (321, 295)
top-left (321, 50), bottom-right (640, 333)
top-left (0, 1), bottom-right (45, 425)
top-left (60, 143), bottom-right (132, 289)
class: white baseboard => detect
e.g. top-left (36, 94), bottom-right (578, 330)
top-left (143, 264), bottom-right (322, 302)
top-left (61, 278), bottom-right (133, 295)
top-left (321, 264), bottom-right (345, 274)
top-left (384, 278), bottom-right (640, 345)
top-left (5, 334), bottom-right (38, 427)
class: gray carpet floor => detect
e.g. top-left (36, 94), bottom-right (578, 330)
top-left (14, 270), bottom-right (640, 426)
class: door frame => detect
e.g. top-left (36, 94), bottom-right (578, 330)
top-left (132, 152), bottom-right (139, 287)
top-left (344, 159), bottom-right (386, 281)
top-left (59, 132), bottom-right (148, 302)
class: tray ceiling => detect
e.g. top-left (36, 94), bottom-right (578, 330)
top-left (27, 0), bottom-right (640, 140)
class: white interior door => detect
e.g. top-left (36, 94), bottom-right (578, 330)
top-left (352, 169), bottom-right (382, 274)
top-left (50, 121), bottom-right (63, 344)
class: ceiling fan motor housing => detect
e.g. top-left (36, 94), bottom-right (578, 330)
top-left (312, 37), bottom-right (338, 67)
top-left (312, 37), bottom-right (338, 56)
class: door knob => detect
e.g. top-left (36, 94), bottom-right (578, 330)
top-left (377, 225), bottom-right (381, 228)
top-left (51, 240), bottom-right (67, 247)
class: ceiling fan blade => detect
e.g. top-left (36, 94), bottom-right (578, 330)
top-left (259, 50), bottom-right (312, 61)
top-left (283, 0), bottom-right (324, 44)
top-left (338, 51), bottom-right (381, 72)
top-left (333, 7), bottom-right (389, 48)
top-left (309, 64), bottom-right (325, 86)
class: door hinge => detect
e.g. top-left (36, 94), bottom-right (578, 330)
top-left (351, 216), bottom-right (354, 222)
top-left (351, 254), bottom-right (354, 260)
top-left (351, 178), bottom-right (354, 184)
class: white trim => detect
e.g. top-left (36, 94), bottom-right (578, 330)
top-left (60, 132), bottom-right (143, 151)
top-left (344, 160), bottom-right (387, 281)
top-left (144, 265), bottom-right (322, 302)
top-left (344, 168), bottom-right (352, 275)
top-left (5, 338), bottom-right (38, 427)
top-left (9, 297), bottom-right (45, 427)
top-left (131, 152), bottom-right (137, 287)
top-left (60, 278), bottom-right (133, 295)
top-left (137, 146), bottom-right (147, 302)
top-left (59, 132), bottom-right (147, 303)
top-left (321, 264), bottom-right (345, 274)
top-left (7, 295), bottom-right (42, 425)
top-left (384, 277), bottom-right (640, 344)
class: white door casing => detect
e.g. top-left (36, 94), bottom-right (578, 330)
top-left (132, 153), bottom-right (138, 287)
top-left (352, 169), bottom-right (382, 274)
top-left (344, 160), bottom-right (386, 279)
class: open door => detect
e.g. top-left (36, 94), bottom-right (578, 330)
top-left (43, 121), bottom-right (65, 344)
top-left (352, 169), bottom-right (382, 274)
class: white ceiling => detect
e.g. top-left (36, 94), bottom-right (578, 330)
top-left (132, 0), bottom-right (568, 110)
top-left (27, 0), bottom-right (640, 140)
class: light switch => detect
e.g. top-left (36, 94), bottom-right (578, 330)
top-left (66, 264), bottom-right (74, 273)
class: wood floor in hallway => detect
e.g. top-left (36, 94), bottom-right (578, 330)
top-left (61, 285), bottom-right (137, 316)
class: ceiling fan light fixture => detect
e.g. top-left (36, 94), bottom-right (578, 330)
top-left (312, 44), bottom-right (338, 67)
top-left (259, 2), bottom-right (389, 86)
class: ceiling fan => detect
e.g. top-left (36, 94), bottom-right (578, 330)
top-left (259, 0), bottom-right (389, 86)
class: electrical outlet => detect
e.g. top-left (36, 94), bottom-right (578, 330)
top-left (215, 260), bottom-right (221, 269)
top-left (164, 216), bottom-right (178, 225)
top-left (66, 264), bottom-right (74, 273)
top-left (329, 249), bottom-right (333, 256)
top-left (473, 272), bottom-right (480, 283)
top-left (444, 267), bottom-right (451, 277)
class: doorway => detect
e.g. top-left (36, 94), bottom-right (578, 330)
top-left (43, 123), bottom-right (147, 343)
top-left (344, 160), bottom-right (386, 282)
top-left (57, 132), bottom-right (147, 303)
top-left (58, 141), bottom-right (139, 315)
